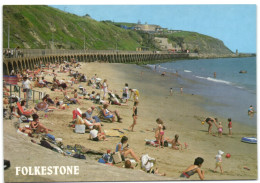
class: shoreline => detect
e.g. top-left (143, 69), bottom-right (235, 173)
top-left (143, 57), bottom-right (257, 127)
top-left (4, 62), bottom-right (257, 181)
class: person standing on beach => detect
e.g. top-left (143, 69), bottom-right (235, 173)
top-left (129, 101), bottom-right (139, 132)
top-left (169, 88), bottom-right (173, 96)
top-left (122, 83), bottom-right (129, 103)
top-left (228, 118), bottom-right (232, 136)
top-left (214, 150), bottom-right (224, 173)
top-left (180, 87), bottom-right (183, 95)
top-left (102, 79), bottom-right (108, 99)
top-left (205, 117), bottom-right (217, 134)
top-left (22, 76), bottom-right (32, 100)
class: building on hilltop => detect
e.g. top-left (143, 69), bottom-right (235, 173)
top-left (154, 37), bottom-right (181, 51)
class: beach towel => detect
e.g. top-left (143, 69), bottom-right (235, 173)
top-left (104, 130), bottom-right (122, 137)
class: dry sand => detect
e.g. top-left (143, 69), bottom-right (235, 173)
top-left (3, 62), bottom-right (257, 182)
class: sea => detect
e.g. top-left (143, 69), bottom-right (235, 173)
top-left (148, 57), bottom-right (256, 126)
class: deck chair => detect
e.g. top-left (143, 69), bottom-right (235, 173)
top-left (96, 106), bottom-right (112, 123)
top-left (16, 102), bottom-right (34, 122)
top-left (64, 95), bottom-right (77, 104)
top-left (16, 102), bottom-right (33, 117)
top-left (72, 108), bottom-right (82, 120)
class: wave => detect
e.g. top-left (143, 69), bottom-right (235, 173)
top-left (195, 76), bottom-right (231, 85)
top-left (184, 70), bottom-right (192, 73)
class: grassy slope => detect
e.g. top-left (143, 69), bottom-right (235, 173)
top-left (3, 5), bottom-right (142, 50)
top-left (3, 5), bottom-right (233, 55)
top-left (164, 31), bottom-right (233, 54)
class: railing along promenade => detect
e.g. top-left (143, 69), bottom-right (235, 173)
top-left (3, 49), bottom-right (190, 75)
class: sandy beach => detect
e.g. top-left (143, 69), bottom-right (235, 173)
top-left (3, 62), bottom-right (257, 182)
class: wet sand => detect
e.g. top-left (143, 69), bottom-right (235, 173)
top-left (4, 62), bottom-right (257, 181)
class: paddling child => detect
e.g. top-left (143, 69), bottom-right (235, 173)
top-left (228, 118), bottom-right (232, 136)
top-left (248, 105), bottom-right (255, 115)
top-left (214, 150), bottom-right (224, 173)
top-left (169, 88), bottom-right (173, 96)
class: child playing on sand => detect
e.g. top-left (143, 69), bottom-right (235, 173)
top-left (129, 101), bottom-right (139, 132)
top-left (89, 125), bottom-right (107, 141)
top-left (171, 134), bottom-right (183, 150)
top-left (228, 118), bottom-right (232, 136)
top-left (217, 122), bottom-right (223, 137)
top-left (214, 150), bottom-right (224, 173)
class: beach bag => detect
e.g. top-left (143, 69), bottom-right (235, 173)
top-left (40, 140), bottom-right (54, 150)
top-left (163, 140), bottom-right (168, 147)
top-left (112, 152), bottom-right (122, 164)
top-left (141, 154), bottom-right (155, 172)
top-left (4, 160), bottom-right (11, 170)
top-left (72, 154), bottom-right (86, 160)
top-left (46, 133), bottom-right (55, 142)
top-left (75, 124), bottom-right (85, 134)
top-left (98, 158), bottom-right (106, 164)
top-left (102, 153), bottom-right (113, 163)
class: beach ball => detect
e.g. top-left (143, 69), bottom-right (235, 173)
top-left (226, 153), bottom-right (231, 158)
top-left (201, 121), bottom-right (205, 125)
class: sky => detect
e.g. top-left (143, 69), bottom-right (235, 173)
top-left (50, 5), bottom-right (256, 53)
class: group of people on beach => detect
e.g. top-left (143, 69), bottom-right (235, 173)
top-left (204, 117), bottom-right (232, 137)
top-left (6, 58), bottom-right (246, 181)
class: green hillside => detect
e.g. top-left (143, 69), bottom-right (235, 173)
top-left (160, 31), bottom-right (233, 54)
top-left (3, 5), bottom-right (233, 55)
top-left (3, 5), bottom-right (143, 50)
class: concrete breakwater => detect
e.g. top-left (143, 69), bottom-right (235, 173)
top-left (3, 49), bottom-right (190, 75)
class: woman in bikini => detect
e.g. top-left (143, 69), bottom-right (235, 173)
top-left (129, 101), bottom-right (139, 131)
top-left (180, 157), bottom-right (205, 180)
top-left (205, 117), bottom-right (217, 134)
top-left (171, 134), bottom-right (183, 150)
top-left (155, 118), bottom-right (164, 146)
top-left (30, 114), bottom-right (53, 134)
